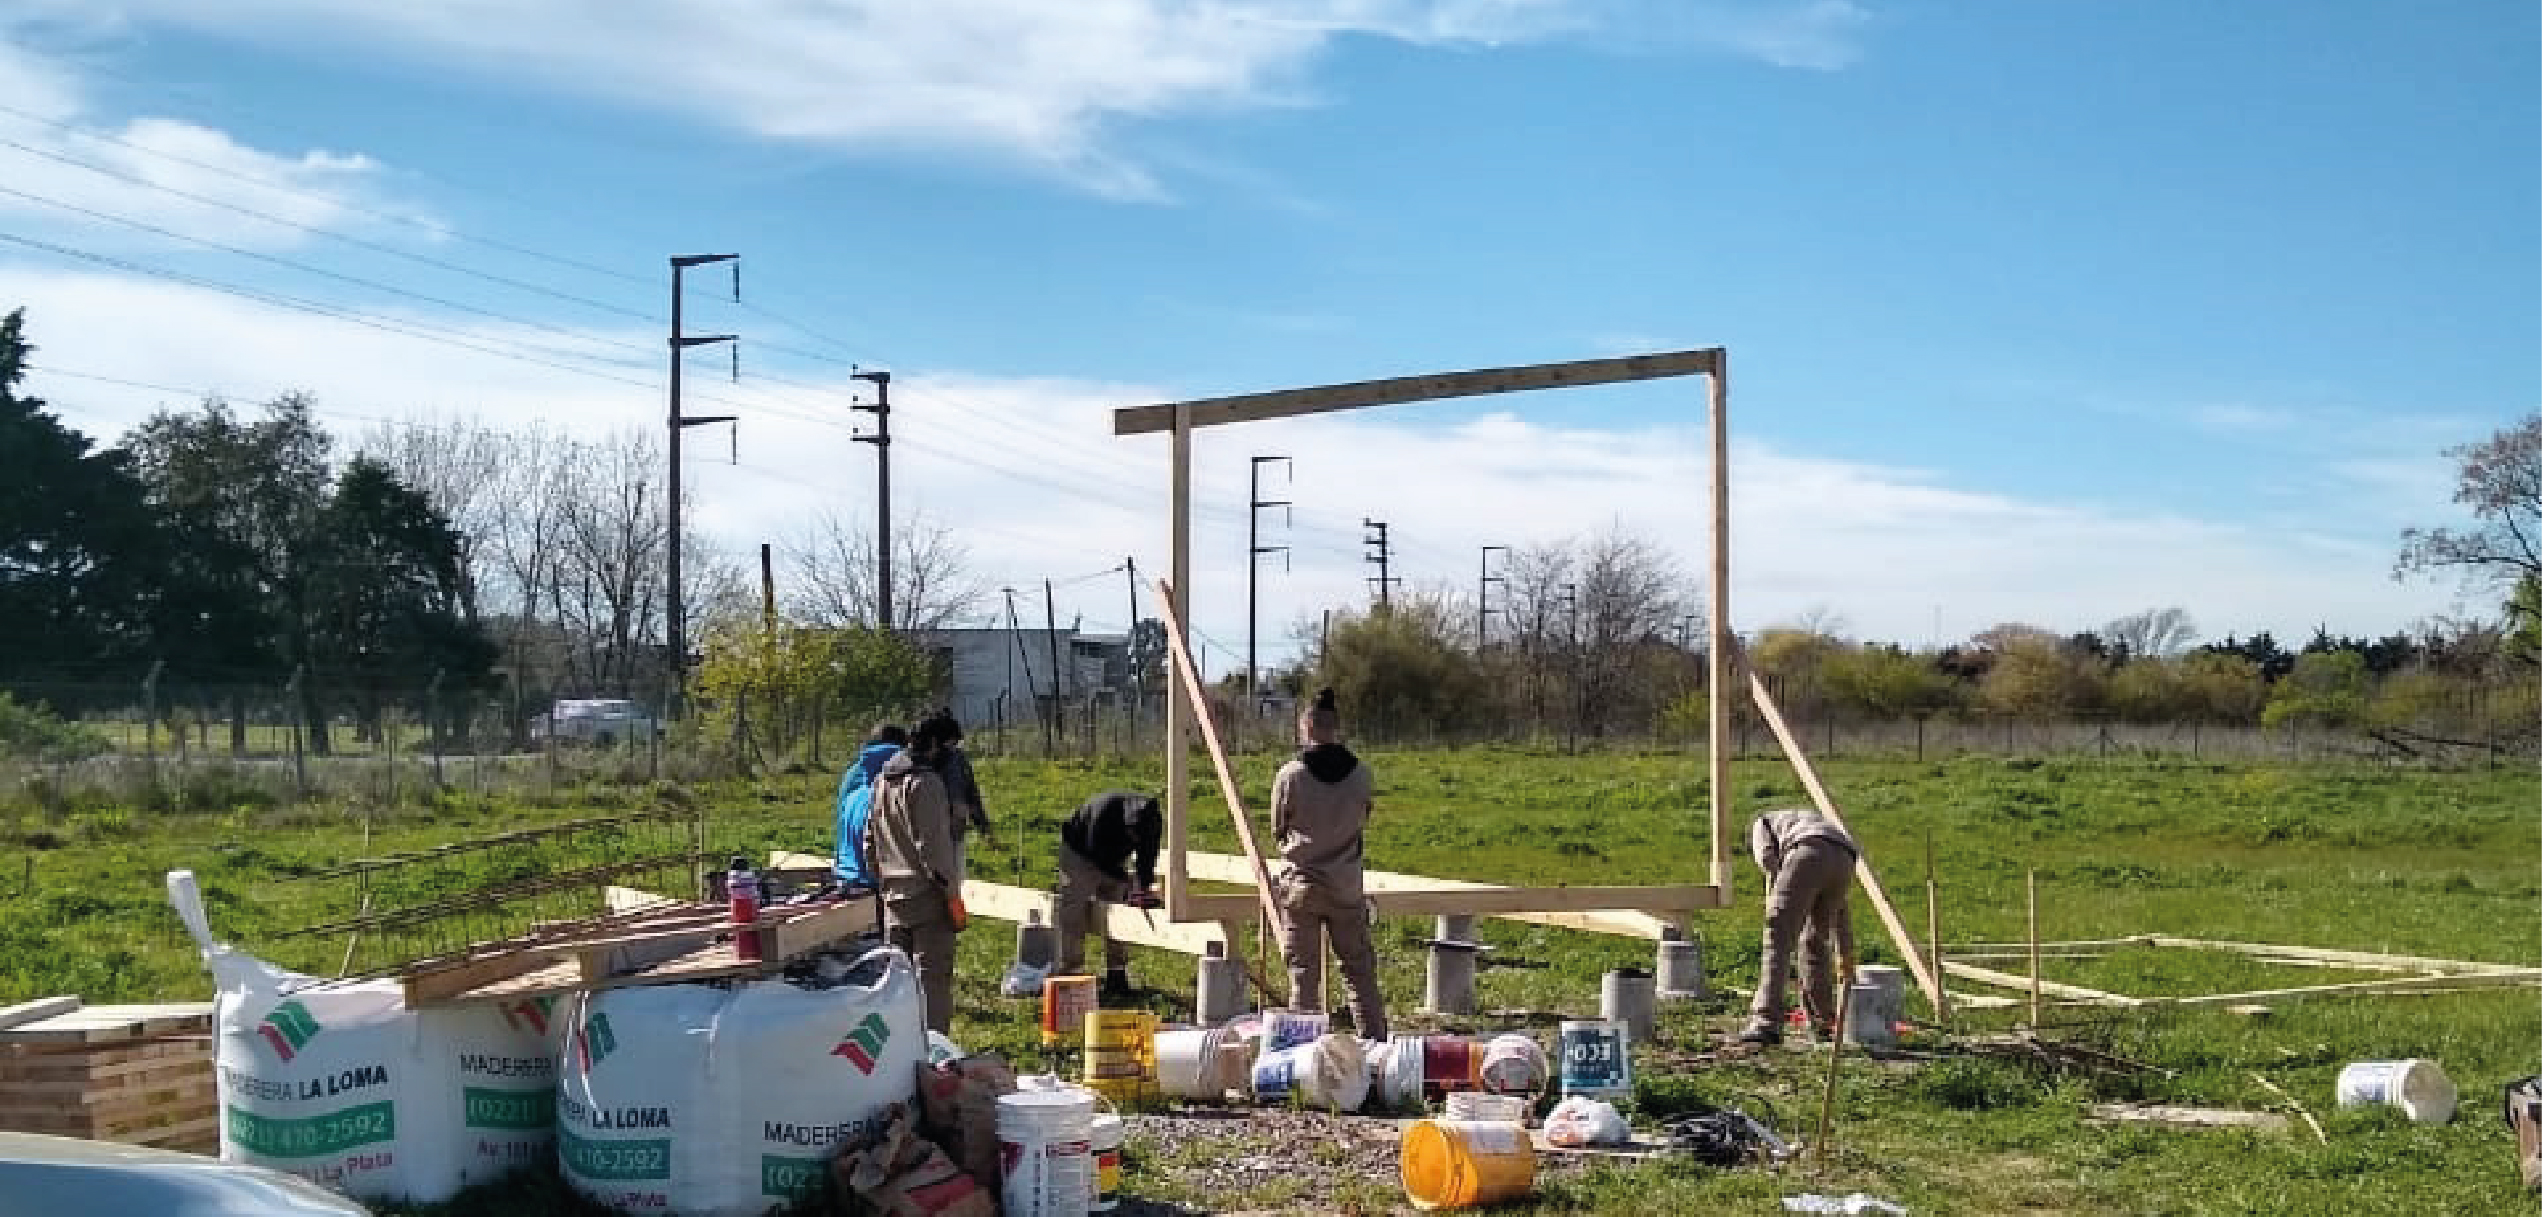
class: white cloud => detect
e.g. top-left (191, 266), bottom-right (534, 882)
top-left (0, 21), bottom-right (409, 248)
top-left (45, 1), bottom-right (1875, 196)
top-left (6, 267), bottom-right (2472, 674)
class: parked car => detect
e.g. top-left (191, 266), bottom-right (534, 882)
top-left (0, 1131), bottom-right (371, 1216)
top-left (537, 698), bottom-right (660, 746)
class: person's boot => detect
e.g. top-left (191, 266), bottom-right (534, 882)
top-left (1736, 1017), bottom-right (1783, 1046)
top-left (1100, 969), bottom-right (1137, 1004)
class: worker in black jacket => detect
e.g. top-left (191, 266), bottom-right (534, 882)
top-left (1055, 791), bottom-right (1162, 1001)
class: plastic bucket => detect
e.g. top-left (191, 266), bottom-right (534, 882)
top-left (1422, 1036), bottom-right (1482, 1099)
top-left (1083, 1009), bottom-right (1158, 1102)
top-left (1478, 1033), bottom-right (1548, 1095)
top-left (2336, 1059), bottom-right (2458, 1124)
top-left (1042, 974), bottom-right (1098, 1047)
top-left (999, 1085), bottom-right (1098, 1217)
top-left (1557, 1020), bottom-right (1632, 1097)
top-left (1260, 1008), bottom-right (1329, 1054)
top-left (1087, 1112), bottom-right (1124, 1213)
top-left (1443, 1091), bottom-right (1529, 1125)
top-left (1400, 1118), bottom-right (1537, 1211)
top-left (1156, 1027), bottom-right (1228, 1100)
top-left (1253, 1034), bottom-right (1370, 1111)
top-left (1375, 1036), bottom-right (1426, 1107)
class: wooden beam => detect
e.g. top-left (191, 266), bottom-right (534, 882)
top-left (1112, 349), bottom-right (1723, 435)
top-left (958, 879), bottom-right (1231, 957)
top-left (2135, 936), bottom-right (2535, 976)
top-left (1941, 960), bottom-right (2142, 1006)
top-left (2087, 1104), bottom-right (2289, 1132)
top-left (1747, 671), bottom-right (1944, 1014)
top-left (0, 997), bottom-right (80, 1034)
top-left (1708, 352), bottom-right (1732, 902)
top-left (1156, 578), bottom-right (1290, 948)
top-left (1165, 406), bottom-right (1192, 919)
top-left (1181, 851), bottom-right (1706, 934)
top-left (2140, 968), bottom-right (2542, 1008)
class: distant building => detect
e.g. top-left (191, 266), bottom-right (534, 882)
top-left (912, 627), bottom-right (1130, 728)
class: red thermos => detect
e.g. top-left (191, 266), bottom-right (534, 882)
top-left (728, 856), bottom-right (762, 962)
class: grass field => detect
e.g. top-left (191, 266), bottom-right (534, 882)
top-left (2, 746), bottom-right (2534, 1214)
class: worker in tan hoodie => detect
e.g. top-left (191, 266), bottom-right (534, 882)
top-left (1269, 687), bottom-right (1387, 1041)
top-left (1739, 807), bottom-right (1858, 1045)
top-left (867, 713), bottom-right (968, 1034)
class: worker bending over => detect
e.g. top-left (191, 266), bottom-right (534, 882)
top-left (1054, 791), bottom-right (1162, 1002)
top-left (1739, 807), bottom-right (1858, 1045)
top-left (868, 714), bottom-right (968, 1034)
top-left (1270, 688), bottom-right (1387, 1041)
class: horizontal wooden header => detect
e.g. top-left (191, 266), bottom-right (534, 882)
top-left (1112, 347), bottom-right (1723, 435)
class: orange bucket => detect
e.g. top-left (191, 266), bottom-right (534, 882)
top-left (1400, 1118), bottom-right (1536, 1210)
top-left (1041, 974), bottom-right (1097, 1047)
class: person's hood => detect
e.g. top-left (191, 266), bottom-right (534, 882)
top-left (854, 741), bottom-right (900, 778)
top-left (1299, 742), bottom-right (1359, 783)
top-left (880, 748), bottom-right (930, 779)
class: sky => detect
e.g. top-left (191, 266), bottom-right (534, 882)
top-left (2, 1), bottom-right (2534, 677)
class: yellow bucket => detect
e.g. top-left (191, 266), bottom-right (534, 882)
top-left (1400, 1118), bottom-right (1536, 1211)
top-left (1082, 1009), bottom-right (1157, 1102)
top-left (1042, 974), bottom-right (1098, 1047)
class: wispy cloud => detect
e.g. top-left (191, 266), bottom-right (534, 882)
top-left (34, 1), bottom-right (1875, 197)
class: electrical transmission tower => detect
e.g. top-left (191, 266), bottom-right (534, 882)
top-left (1479, 544), bottom-right (1509, 649)
top-left (851, 369), bottom-right (893, 629)
top-left (666, 253), bottom-right (738, 714)
top-left (1248, 456), bottom-right (1291, 707)
top-left (1363, 518), bottom-right (1400, 610)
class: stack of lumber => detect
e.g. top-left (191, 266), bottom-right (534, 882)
top-left (0, 998), bottom-right (218, 1151)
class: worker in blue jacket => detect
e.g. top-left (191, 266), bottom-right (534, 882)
top-left (833, 723), bottom-right (907, 893)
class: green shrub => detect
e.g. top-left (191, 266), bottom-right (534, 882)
top-left (0, 693), bottom-right (112, 762)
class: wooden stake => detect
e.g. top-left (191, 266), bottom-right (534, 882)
top-left (1155, 578), bottom-right (1292, 954)
top-left (2026, 870), bottom-right (2042, 1029)
top-left (1925, 832), bottom-right (1949, 1023)
top-left (2251, 1071), bottom-right (2329, 1144)
top-left (1812, 981), bottom-right (1854, 1164)
top-left (1746, 671), bottom-right (1942, 1012)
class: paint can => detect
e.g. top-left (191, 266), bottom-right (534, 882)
top-left (1041, 974), bottom-right (1097, 1048)
top-left (1477, 1033), bottom-right (1548, 1095)
top-left (1087, 1112), bottom-right (1125, 1213)
top-left (1253, 1033), bottom-right (1370, 1111)
top-left (1399, 1118), bottom-right (1537, 1211)
top-left (1442, 1091), bottom-right (1529, 1125)
top-left (1155, 1026), bottom-right (1229, 1100)
top-left (1259, 1008), bottom-right (1329, 1054)
top-left (998, 1085), bottom-right (1097, 1217)
top-left (1082, 1009), bottom-right (1158, 1103)
top-left (1556, 1020), bottom-right (1632, 1098)
top-left (2336, 1059), bottom-right (2458, 1124)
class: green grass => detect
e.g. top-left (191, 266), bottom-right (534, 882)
top-left (1, 747), bottom-right (2535, 1214)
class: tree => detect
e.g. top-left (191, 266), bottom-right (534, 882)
top-left (2397, 413), bottom-right (2541, 593)
top-left (1822, 644), bottom-right (1960, 719)
top-left (1972, 623), bottom-right (2106, 717)
top-left (2262, 650), bottom-right (2371, 730)
top-left (1573, 527), bottom-right (1696, 738)
top-left (306, 456), bottom-right (497, 743)
top-left (783, 508), bottom-right (987, 632)
top-left (2102, 607), bottom-right (2197, 661)
top-left (690, 621), bottom-right (936, 768)
top-left (0, 309), bottom-right (161, 681)
top-left (1313, 592), bottom-right (1488, 741)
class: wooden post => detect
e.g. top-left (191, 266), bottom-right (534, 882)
top-left (1165, 406), bottom-right (1192, 919)
top-left (1156, 578), bottom-right (1291, 952)
top-left (2026, 870), bottom-right (2042, 1028)
top-left (1925, 832), bottom-right (1949, 1022)
top-left (1707, 358), bottom-right (1732, 903)
top-left (1812, 980), bottom-right (1853, 1164)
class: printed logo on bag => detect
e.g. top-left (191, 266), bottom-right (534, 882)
top-left (256, 1000), bottom-right (322, 1062)
top-left (499, 997), bottom-right (555, 1037)
top-left (829, 1012), bottom-right (891, 1074)
top-left (574, 1012), bottom-right (619, 1070)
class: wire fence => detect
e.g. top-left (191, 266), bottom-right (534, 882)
top-left (3, 677), bottom-right (2527, 814)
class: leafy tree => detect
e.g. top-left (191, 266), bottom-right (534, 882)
top-left (2101, 607), bottom-right (2198, 661)
top-left (2176, 652), bottom-right (2267, 724)
top-left (2396, 413), bottom-right (2541, 593)
top-left (2261, 650), bottom-right (2372, 730)
top-left (308, 456), bottom-right (497, 743)
top-left (2199, 631), bottom-right (2296, 682)
top-left (1972, 624), bottom-right (2106, 717)
top-left (1822, 644), bottom-right (1960, 719)
top-left (1313, 595), bottom-right (1488, 740)
top-left (0, 309), bottom-right (162, 681)
top-left (690, 622), bottom-right (935, 767)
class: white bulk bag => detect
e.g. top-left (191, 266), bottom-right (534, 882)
top-left (165, 870), bottom-right (559, 1205)
top-left (556, 948), bottom-right (925, 1217)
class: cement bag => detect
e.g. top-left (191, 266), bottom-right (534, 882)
top-left (557, 948), bottom-right (925, 1217)
top-left (164, 870), bottom-right (559, 1204)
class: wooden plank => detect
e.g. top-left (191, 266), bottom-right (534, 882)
top-left (1166, 407), bottom-right (1192, 918)
top-left (1183, 851), bottom-right (1682, 938)
top-left (1708, 353), bottom-right (1733, 901)
top-left (404, 950), bottom-right (559, 1005)
top-left (2137, 936), bottom-right (2534, 976)
top-left (959, 880), bottom-right (1231, 958)
top-left (2087, 1104), bottom-right (2289, 1132)
top-left (1113, 349), bottom-right (1722, 435)
top-left (1941, 961), bottom-right (2142, 1006)
top-left (2141, 968), bottom-right (2542, 1008)
top-left (1156, 578), bottom-right (1290, 950)
top-left (0, 996), bottom-right (80, 1033)
top-left (0, 1005), bottom-right (212, 1044)
top-left (767, 897), bottom-right (878, 959)
top-left (1747, 673), bottom-right (1944, 1014)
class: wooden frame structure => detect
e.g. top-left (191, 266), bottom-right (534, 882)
top-left (1113, 349), bottom-right (1736, 927)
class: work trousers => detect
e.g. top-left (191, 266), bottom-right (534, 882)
top-left (882, 881), bottom-right (960, 1035)
top-left (1278, 871), bottom-right (1388, 1042)
top-left (1748, 838), bottom-right (1856, 1032)
top-left (1053, 846), bottom-right (1132, 976)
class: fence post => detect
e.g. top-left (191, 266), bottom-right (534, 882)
top-left (427, 668), bottom-right (445, 792)
top-left (285, 666), bottom-right (308, 798)
top-left (142, 659), bottom-right (164, 798)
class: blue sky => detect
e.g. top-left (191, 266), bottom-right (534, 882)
top-left (2, 1), bottom-right (2533, 670)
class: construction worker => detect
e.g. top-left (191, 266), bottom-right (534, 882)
top-left (917, 709), bottom-right (992, 878)
top-left (1270, 688), bottom-right (1387, 1041)
top-left (1054, 791), bottom-right (1163, 1002)
top-left (1739, 807), bottom-right (1859, 1045)
top-left (868, 714), bottom-right (968, 1034)
top-left (830, 722), bottom-right (905, 895)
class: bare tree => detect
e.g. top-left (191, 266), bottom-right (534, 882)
top-left (2397, 414), bottom-right (2542, 588)
top-left (782, 507), bottom-right (987, 631)
top-left (2103, 607), bottom-right (2198, 660)
top-left (1574, 526), bottom-right (1697, 738)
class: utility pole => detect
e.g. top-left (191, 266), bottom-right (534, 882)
top-left (1560, 581), bottom-right (1581, 752)
top-left (1044, 579), bottom-right (1067, 748)
top-left (666, 253), bottom-right (738, 714)
top-left (851, 369), bottom-right (894, 630)
top-left (1478, 545), bottom-right (1509, 650)
top-left (759, 543), bottom-right (777, 633)
top-left (1005, 588), bottom-right (1042, 750)
top-left (1248, 455), bottom-right (1291, 709)
top-left (1363, 519), bottom-right (1399, 610)
top-left (1124, 556), bottom-right (1143, 714)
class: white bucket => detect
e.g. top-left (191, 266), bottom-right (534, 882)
top-left (1156, 1027), bottom-right (1229, 1100)
top-left (1479, 1033), bottom-right (1548, 1095)
top-left (1087, 1112), bottom-right (1124, 1213)
top-left (999, 1085), bottom-right (1098, 1217)
top-left (2336, 1059), bottom-right (2457, 1124)
top-left (1260, 1009), bottom-right (1329, 1054)
top-left (1253, 1034), bottom-right (1370, 1111)
top-left (1444, 1091), bottom-right (1530, 1125)
top-left (1376, 1036), bottom-right (1426, 1108)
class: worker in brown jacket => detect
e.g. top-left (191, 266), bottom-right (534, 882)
top-left (1269, 688), bottom-right (1387, 1041)
top-left (1739, 807), bottom-right (1859, 1045)
top-left (867, 714), bottom-right (968, 1034)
